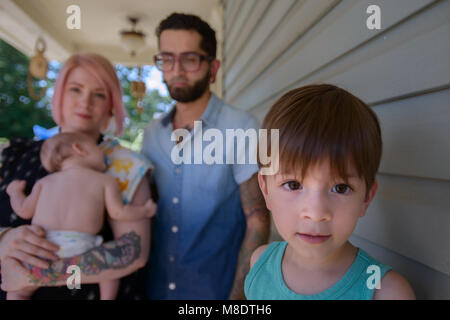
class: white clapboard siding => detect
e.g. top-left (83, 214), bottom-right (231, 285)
top-left (224, 0), bottom-right (272, 68)
top-left (224, 0), bottom-right (257, 56)
top-left (224, 0), bottom-right (296, 81)
top-left (222, 0), bottom-right (450, 299)
top-left (228, 0), bottom-right (442, 109)
top-left (354, 174), bottom-right (450, 276)
top-left (225, 0), bottom-right (339, 98)
top-left (224, 0), bottom-right (244, 36)
top-left (375, 90), bottom-right (450, 181)
top-left (349, 234), bottom-right (450, 300)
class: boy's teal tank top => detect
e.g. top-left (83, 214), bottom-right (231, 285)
top-left (245, 241), bottom-right (391, 300)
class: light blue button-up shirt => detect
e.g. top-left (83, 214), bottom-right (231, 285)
top-left (142, 93), bottom-right (260, 299)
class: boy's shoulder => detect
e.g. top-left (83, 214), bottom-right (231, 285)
top-left (373, 270), bottom-right (416, 300)
top-left (250, 244), bottom-right (270, 269)
top-left (250, 241), bottom-right (287, 269)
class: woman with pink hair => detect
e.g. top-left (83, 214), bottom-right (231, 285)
top-left (0, 53), bottom-right (154, 300)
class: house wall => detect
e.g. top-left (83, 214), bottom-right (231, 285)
top-left (221, 0), bottom-right (450, 299)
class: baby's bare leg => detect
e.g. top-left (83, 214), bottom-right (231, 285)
top-left (7, 287), bottom-right (37, 300)
top-left (99, 279), bottom-right (120, 300)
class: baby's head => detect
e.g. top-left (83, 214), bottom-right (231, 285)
top-left (258, 84), bottom-right (382, 255)
top-left (41, 132), bottom-right (106, 173)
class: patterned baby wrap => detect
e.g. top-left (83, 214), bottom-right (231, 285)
top-left (100, 138), bottom-right (153, 204)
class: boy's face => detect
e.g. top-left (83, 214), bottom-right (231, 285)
top-left (258, 160), bottom-right (377, 260)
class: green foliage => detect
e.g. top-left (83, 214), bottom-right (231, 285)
top-left (0, 137), bottom-right (8, 147)
top-left (116, 65), bottom-right (172, 149)
top-left (0, 39), bottom-right (58, 139)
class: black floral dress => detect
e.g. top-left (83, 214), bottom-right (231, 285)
top-left (0, 138), bottom-right (147, 300)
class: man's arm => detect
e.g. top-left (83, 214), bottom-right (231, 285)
top-left (229, 173), bottom-right (270, 300)
top-left (1, 177), bottom-right (152, 291)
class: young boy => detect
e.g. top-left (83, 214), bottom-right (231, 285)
top-left (6, 132), bottom-right (156, 300)
top-left (245, 84), bottom-right (415, 300)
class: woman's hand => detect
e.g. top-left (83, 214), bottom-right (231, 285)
top-left (0, 225), bottom-right (59, 269)
top-left (0, 256), bottom-right (31, 292)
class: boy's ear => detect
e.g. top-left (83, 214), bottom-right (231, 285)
top-left (360, 179), bottom-right (378, 217)
top-left (72, 142), bottom-right (87, 156)
top-left (257, 171), bottom-right (271, 211)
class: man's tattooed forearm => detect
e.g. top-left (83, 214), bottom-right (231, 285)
top-left (28, 231), bottom-right (141, 286)
top-left (239, 174), bottom-right (268, 219)
top-left (230, 174), bottom-right (271, 299)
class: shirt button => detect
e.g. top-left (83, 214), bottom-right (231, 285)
top-left (171, 226), bottom-right (179, 233)
top-left (169, 255), bottom-right (175, 262)
top-left (175, 168), bottom-right (181, 174)
top-left (172, 197), bottom-right (179, 204)
top-left (168, 282), bottom-right (176, 290)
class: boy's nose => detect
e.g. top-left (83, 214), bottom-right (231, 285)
top-left (299, 194), bottom-right (332, 222)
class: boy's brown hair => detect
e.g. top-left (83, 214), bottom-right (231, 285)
top-left (40, 132), bottom-right (92, 173)
top-left (259, 84), bottom-right (382, 194)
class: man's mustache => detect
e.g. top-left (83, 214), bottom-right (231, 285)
top-left (165, 77), bottom-right (189, 85)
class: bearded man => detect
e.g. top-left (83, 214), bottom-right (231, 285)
top-left (141, 13), bottom-right (270, 300)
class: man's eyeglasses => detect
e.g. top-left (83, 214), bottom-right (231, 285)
top-left (154, 52), bottom-right (214, 72)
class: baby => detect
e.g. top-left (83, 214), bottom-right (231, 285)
top-left (245, 84), bottom-right (415, 300)
top-left (6, 132), bottom-right (156, 300)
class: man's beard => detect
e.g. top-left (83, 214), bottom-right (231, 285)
top-left (165, 70), bottom-right (211, 103)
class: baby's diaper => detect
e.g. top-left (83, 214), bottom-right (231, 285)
top-left (46, 230), bottom-right (103, 258)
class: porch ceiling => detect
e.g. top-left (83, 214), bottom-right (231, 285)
top-left (0, 0), bottom-right (223, 66)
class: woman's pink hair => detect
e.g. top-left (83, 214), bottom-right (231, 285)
top-left (51, 53), bottom-right (126, 136)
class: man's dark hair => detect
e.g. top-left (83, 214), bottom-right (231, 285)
top-left (156, 13), bottom-right (217, 58)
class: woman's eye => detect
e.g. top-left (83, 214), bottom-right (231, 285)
top-left (94, 92), bottom-right (106, 99)
top-left (70, 87), bottom-right (80, 93)
top-left (282, 181), bottom-right (302, 191)
top-left (332, 184), bottom-right (352, 194)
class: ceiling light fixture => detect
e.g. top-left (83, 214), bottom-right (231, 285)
top-left (120, 17), bottom-right (146, 57)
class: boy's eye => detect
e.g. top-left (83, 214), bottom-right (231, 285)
top-left (282, 181), bottom-right (302, 191)
top-left (332, 184), bottom-right (352, 194)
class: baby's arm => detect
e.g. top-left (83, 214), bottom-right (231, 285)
top-left (6, 180), bottom-right (42, 220)
top-left (104, 176), bottom-right (156, 221)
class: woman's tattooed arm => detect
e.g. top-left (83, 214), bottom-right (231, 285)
top-left (28, 231), bottom-right (141, 286)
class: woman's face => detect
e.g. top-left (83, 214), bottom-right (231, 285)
top-left (60, 67), bottom-right (111, 138)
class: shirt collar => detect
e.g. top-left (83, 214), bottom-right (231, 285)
top-left (161, 92), bottom-right (222, 128)
top-left (161, 106), bottom-right (176, 127)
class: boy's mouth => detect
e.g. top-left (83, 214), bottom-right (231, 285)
top-left (296, 233), bottom-right (331, 244)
